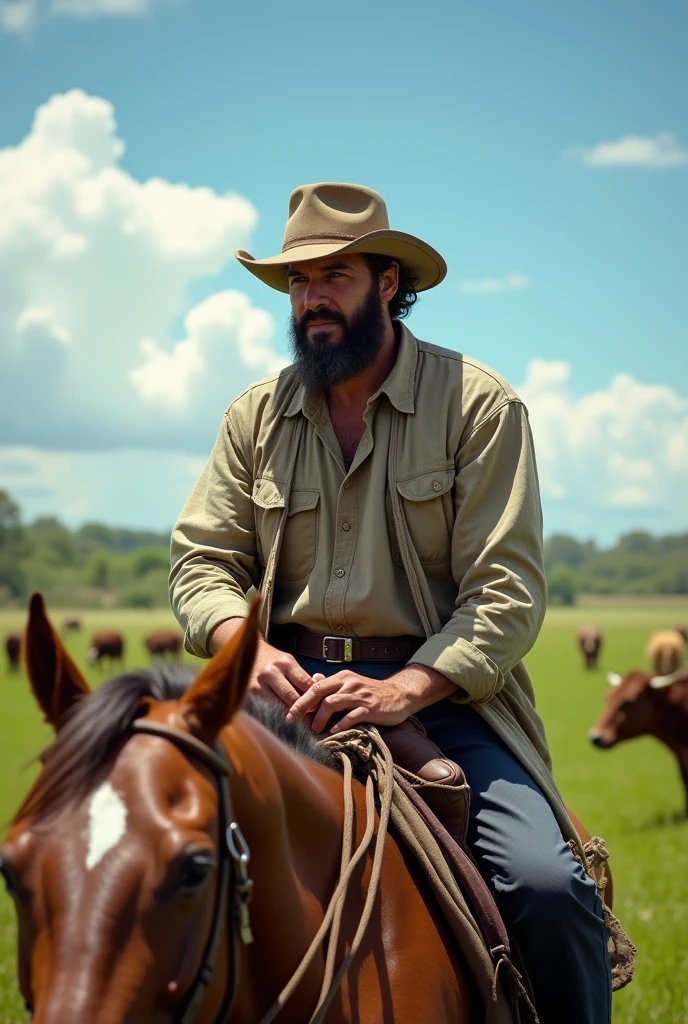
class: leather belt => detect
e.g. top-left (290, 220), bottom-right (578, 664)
top-left (270, 625), bottom-right (423, 664)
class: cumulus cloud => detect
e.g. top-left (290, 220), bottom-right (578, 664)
top-left (567, 132), bottom-right (688, 169)
top-left (0, 0), bottom-right (165, 32)
top-left (518, 361), bottom-right (688, 515)
top-left (0, 90), bottom-right (287, 453)
top-left (459, 273), bottom-right (531, 295)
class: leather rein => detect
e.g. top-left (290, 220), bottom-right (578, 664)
top-left (131, 719), bottom-right (254, 1024)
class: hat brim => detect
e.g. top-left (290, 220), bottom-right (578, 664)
top-left (235, 229), bottom-right (446, 294)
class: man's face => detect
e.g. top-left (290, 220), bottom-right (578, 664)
top-left (287, 254), bottom-right (386, 389)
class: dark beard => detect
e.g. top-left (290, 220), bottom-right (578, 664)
top-left (289, 283), bottom-right (385, 390)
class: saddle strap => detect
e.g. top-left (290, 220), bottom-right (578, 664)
top-left (394, 770), bottom-right (511, 955)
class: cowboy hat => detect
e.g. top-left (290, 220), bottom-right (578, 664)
top-left (235, 182), bottom-right (447, 293)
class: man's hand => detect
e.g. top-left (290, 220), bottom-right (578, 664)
top-left (208, 618), bottom-right (314, 707)
top-left (286, 663), bottom-right (456, 735)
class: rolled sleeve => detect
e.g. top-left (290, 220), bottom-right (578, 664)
top-left (413, 400), bottom-right (545, 703)
top-left (169, 410), bottom-right (257, 657)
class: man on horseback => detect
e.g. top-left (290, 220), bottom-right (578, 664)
top-left (170, 182), bottom-right (612, 1023)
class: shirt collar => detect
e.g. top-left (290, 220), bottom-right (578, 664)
top-left (283, 322), bottom-right (418, 418)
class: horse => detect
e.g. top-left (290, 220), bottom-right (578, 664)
top-left (0, 594), bottom-right (487, 1024)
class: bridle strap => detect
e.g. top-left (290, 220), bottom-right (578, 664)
top-left (132, 719), bottom-right (244, 1024)
top-left (132, 719), bottom-right (232, 777)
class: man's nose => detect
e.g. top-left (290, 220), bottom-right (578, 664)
top-left (303, 279), bottom-right (329, 310)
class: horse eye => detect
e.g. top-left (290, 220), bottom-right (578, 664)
top-left (175, 851), bottom-right (215, 894)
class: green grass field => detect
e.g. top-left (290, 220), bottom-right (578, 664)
top-left (1, 602), bottom-right (687, 1022)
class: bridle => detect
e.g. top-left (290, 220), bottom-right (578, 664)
top-left (130, 719), bottom-right (254, 1024)
top-left (17, 719), bottom-right (252, 1024)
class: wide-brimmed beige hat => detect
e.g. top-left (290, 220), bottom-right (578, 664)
top-left (235, 182), bottom-right (447, 293)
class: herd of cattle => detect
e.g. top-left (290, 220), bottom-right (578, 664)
top-left (3, 621), bottom-right (182, 673)
top-left (3, 617), bottom-right (688, 813)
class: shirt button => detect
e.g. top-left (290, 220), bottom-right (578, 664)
top-left (343, 481), bottom-right (351, 489)
top-left (335, 568), bottom-right (345, 578)
top-left (342, 522), bottom-right (350, 531)
top-left (432, 480), bottom-right (442, 492)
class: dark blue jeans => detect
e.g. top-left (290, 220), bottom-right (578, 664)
top-left (297, 657), bottom-right (612, 1024)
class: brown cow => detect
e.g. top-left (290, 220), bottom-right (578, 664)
top-left (87, 631), bottom-right (125, 669)
top-left (144, 629), bottom-right (182, 660)
top-left (61, 616), bottom-right (82, 634)
top-left (577, 624), bottom-right (602, 670)
top-left (589, 668), bottom-right (688, 815)
top-left (5, 631), bottom-right (22, 673)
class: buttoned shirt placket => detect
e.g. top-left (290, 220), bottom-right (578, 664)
top-left (301, 390), bottom-right (379, 638)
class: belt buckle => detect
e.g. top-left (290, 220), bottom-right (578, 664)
top-left (322, 636), bottom-right (353, 663)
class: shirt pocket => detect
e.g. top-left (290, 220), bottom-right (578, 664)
top-left (390, 464), bottom-right (455, 565)
top-left (252, 478), bottom-right (320, 581)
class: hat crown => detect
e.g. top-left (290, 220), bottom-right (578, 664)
top-left (283, 182), bottom-right (390, 253)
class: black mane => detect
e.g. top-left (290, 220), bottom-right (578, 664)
top-left (15, 665), bottom-right (337, 825)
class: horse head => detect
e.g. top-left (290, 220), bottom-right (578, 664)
top-left (1, 594), bottom-right (260, 1024)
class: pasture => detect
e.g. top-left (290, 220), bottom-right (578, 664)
top-left (1, 602), bottom-right (687, 1023)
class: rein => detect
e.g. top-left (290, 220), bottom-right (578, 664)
top-left (131, 720), bottom-right (395, 1024)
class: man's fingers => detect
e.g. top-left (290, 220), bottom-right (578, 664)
top-left (287, 678), bottom-right (341, 722)
top-left (328, 706), bottom-right (369, 735)
top-left (282, 658), bottom-right (316, 694)
top-left (255, 661), bottom-right (309, 707)
top-left (311, 693), bottom-right (358, 734)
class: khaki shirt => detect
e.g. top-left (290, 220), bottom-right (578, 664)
top-left (171, 325), bottom-right (582, 852)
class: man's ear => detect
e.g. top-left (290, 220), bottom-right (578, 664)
top-left (180, 597), bottom-right (261, 745)
top-left (24, 592), bottom-right (91, 730)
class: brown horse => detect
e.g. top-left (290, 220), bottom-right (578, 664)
top-left (1, 594), bottom-right (486, 1024)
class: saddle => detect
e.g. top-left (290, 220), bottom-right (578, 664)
top-left (378, 718), bottom-right (518, 969)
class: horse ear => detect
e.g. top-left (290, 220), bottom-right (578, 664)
top-left (180, 597), bottom-right (261, 745)
top-left (25, 592), bottom-right (91, 729)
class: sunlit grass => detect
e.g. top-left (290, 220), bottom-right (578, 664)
top-left (1, 602), bottom-right (687, 1022)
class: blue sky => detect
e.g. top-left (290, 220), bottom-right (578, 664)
top-left (0, 0), bottom-right (686, 543)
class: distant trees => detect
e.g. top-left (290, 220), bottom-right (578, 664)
top-left (544, 530), bottom-right (688, 604)
top-left (1, 489), bottom-right (687, 609)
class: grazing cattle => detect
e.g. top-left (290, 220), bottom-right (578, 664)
top-left (61, 617), bottom-right (82, 634)
top-left (87, 631), bottom-right (124, 668)
top-left (143, 629), bottom-right (182, 660)
top-left (5, 631), bottom-right (22, 673)
top-left (645, 629), bottom-right (685, 677)
top-left (589, 668), bottom-right (688, 816)
top-left (577, 624), bottom-right (603, 670)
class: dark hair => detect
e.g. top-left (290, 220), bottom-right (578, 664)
top-left (364, 254), bottom-right (420, 320)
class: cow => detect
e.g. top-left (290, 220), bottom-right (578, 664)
top-left (61, 616), bottom-right (82, 634)
top-left (589, 668), bottom-right (688, 816)
top-left (646, 629), bottom-right (685, 676)
top-left (5, 631), bottom-right (21, 673)
top-left (577, 624), bottom-right (603, 670)
top-left (144, 629), bottom-right (182, 660)
top-left (87, 631), bottom-right (125, 669)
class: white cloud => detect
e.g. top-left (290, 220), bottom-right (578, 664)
top-left (0, 0), bottom-right (36, 32)
top-left (518, 361), bottom-right (688, 513)
top-left (459, 273), bottom-right (531, 295)
top-left (567, 132), bottom-right (688, 169)
top-left (0, 0), bottom-right (164, 32)
top-left (0, 90), bottom-right (286, 453)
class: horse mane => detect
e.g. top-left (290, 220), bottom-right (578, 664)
top-left (14, 665), bottom-right (337, 826)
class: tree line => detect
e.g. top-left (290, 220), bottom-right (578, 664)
top-left (1, 490), bottom-right (687, 608)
